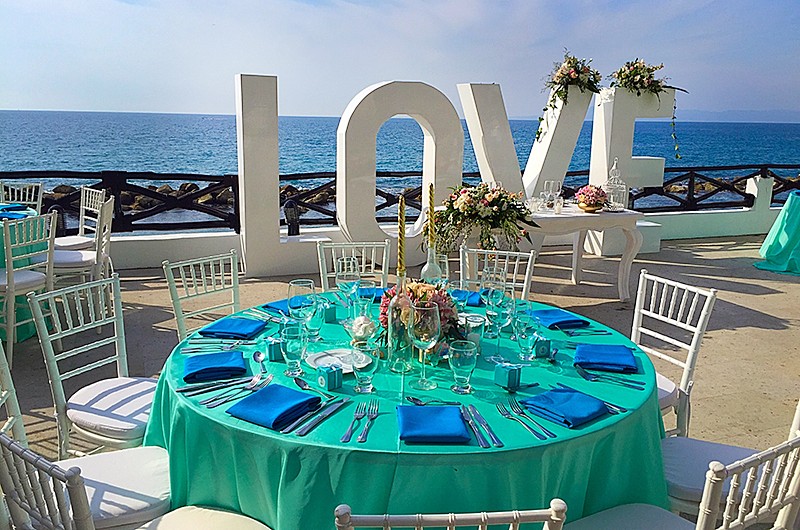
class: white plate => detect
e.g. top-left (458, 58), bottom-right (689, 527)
top-left (305, 349), bottom-right (370, 374)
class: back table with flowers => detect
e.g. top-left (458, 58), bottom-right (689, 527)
top-left (432, 183), bottom-right (537, 252)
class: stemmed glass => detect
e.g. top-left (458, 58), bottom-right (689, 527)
top-left (513, 312), bottom-right (541, 361)
top-left (479, 267), bottom-right (506, 337)
top-left (544, 180), bottom-right (563, 199)
top-left (304, 294), bottom-right (327, 342)
top-left (408, 302), bottom-right (441, 391)
top-left (448, 340), bottom-right (478, 394)
top-left (351, 340), bottom-right (380, 393)
top-left (486, 286), bottom-right (514, 357)
top-left (447, 279), bottom-right (471, 317)
top-left (280, 321), bottom-right (308, 377)
top-left (287, 279), bottom-right (318, 332)
top-left (341, 298), bottom-right (379, 344)
top-left (335, 257), bottom-right (360, 318)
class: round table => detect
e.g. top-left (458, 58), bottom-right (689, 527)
top-left (144, 296), bottom-right (668, 529)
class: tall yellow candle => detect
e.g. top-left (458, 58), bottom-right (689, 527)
top-left (428, 183), bottom-right (435, 247)
top-left (397, 194), bottom-right (406, 275)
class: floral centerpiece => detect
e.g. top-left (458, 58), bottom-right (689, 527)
top-left (575, 184), bottom-right (607, 213)
top-left (610, 58), bottom-right (686, 159)
top-left (431, 183), bottom-right (537, 252)
top-left (537, 50), bottom-right (602, 141)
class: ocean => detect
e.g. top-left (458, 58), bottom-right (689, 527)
top-left (1, 110), bottom-right (799, 212)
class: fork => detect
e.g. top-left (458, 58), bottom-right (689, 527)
top-left (496, 403), bottom-right (546, 441)
top-left (508, 398), bottom-right (557, 438)
top-left (357, 400), bottom-right (379, 443)
top-left (206, 375), bottom-right (272, 409)
top-left (341, 401), bottom-right (367, 442)
top-left (199, 375), bottom-right (260, 405)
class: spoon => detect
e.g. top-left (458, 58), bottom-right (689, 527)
top-left (293, 377), bottom-right (335, 400)
top-left (252, 350), bottom-right (268, 374)
top-left (405, 396), bottom-right (461, 406)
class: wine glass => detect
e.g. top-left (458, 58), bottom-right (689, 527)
top-left (280, 321), bottom-right (308, 377)
top-left (408, 302), bottom-right (441, 391)
top-left (335, 257), bottom-right (360, 318)
top-left (287, 279), bottom-right (318, 329)
top-left (357, 279), bottom-right (377, 305)
top-left (480, 271), bottom-right (506, 339)
top-left (351, 340), bottom-right (380, 393)
top-left (305, 294), bottom-right (328, 342)
top-left (513, 312), bottom-right (541, 361)
top-left (486, 287), bottom-right (514, 357)
top-left (544, 180), bottom-right (563, 199)
top-left (436, 254), bottom-right (450, 284)
top-left (447, 279), bottom-right (471, 316)
top-left (448, 340), bottom-right (478, 394)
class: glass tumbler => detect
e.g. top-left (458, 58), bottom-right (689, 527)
top-left (351, 340), bottom-right (379, 393)
top-left (280, 321), bottom-right (308, 377)
top-left (448, 340), bottom-right (478, 394)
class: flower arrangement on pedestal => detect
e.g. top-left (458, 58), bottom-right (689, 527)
top-left (575, 184), bottom-right (607, 213)
top-left (537, 50), bottom-right (602, 141)
top-left (610, 58), bottom-right (686, 159)
top-left (432, 183), bottom-right (537, 252)
top-left (379, 281), bottom-right (459, 337)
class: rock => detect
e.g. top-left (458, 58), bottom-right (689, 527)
top-left (178, 182), bottom-right (200, 195)
top-left (215, 188), bottom-right (233, 204)
top-left (120, 191), bottom-right (135, 206)
top-left (53, 185), bottom-right (77, 194)
top-left (156, 184), bottom-right (174, 195)
top-left (132, 195), bottom-right (159, 210)
top-left (197, 194), bottom-right (214, 204)
top-left (307, 190), bottom-right (333, 204)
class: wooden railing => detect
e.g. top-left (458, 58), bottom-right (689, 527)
top-left (0, 164), bottom-right (797, 234)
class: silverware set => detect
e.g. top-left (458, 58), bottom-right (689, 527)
top-left (558, 328), bottom-right (613, 337)
top-left (555, 383), bottom-right (628, 414)
top-left (507, 398), bottom-right (557, 438)
top-left (574, 365), bottom-right (645, 390)
top-left (496, 402), bottom-right (548, 440)
top-left (357, 400), bottom-right (379, 443)
top-left (340, 401), bottom-right (367, 442)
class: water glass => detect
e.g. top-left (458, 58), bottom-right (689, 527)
top-left (408, 303), bottom-right (441, 391)
top-left (513, 313), bottom-right (541, 361)
top-left (357, 279), bottom-right (377, 304)
top-left (436, 254), bottom-right (450, 283)
top-left (448, 340), bottom-right (478, 394)
top-left (351, 340), bottom-right (379, 393)
top-left (342, 298), bottom-right (379, 343)
top-left (305, 294), bottom-right (327, 342)
top-left (287, 279), bottom-right (317, 326)
top-left (448, 279), bottom-right (471, 315)
top-left (335, 257), bottom-right (360, 317)
top-left (486, 287), bottom-right (514, 356)
top-left (280, 322), bottom-right (308, 377)
top-left (463, 314), bottom-right (485, 353)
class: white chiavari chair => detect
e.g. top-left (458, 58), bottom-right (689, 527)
top-left (0, 182), bottom-right (43, 214)
top-left (27, 274), bottom-right (156, 459)
top-left (54, 186), bottom-right (107, 251)
top-left (162, 250), bottom-right (241, 341)
top-left (631, 269), bottom-right (718, 437)
top-left (335, 499), bottom-right (567, 530)
top-left (317, 240), bottom-right (390, 292)
top-left (1, 212), bottom-right (55, 368)
top-left (459, 246), bottom-right (537, 300)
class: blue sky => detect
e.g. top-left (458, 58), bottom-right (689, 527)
top-left (2, 0), bottom-right (799, 121)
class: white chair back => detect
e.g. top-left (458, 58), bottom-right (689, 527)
top-left (2, 212), bottom-right (56, 366)
top-left (459, 246), bottom-right (536, 300)
top-left (162, 250), bottom-right (241, 341)
top-left (76, 186), bottom-right (106, 238)
top-left (0, 341), bottom-right (25, 445)
top-left (631, 269), bottom-right (717, 436)
top-left (0, 433), bottom-right (96, 530)
top-left (0, 182), bottom-right (43, 214)
top-left (27, 275), bottom-right (128, 458)
top-left (334, 499), bottom-right (567, 530)
top-left (317, 240), bottom-right (390, 292)
top-left (93, 196), bottom-right (114, 279)
top-left (695, 435), bottom-right (800, 530)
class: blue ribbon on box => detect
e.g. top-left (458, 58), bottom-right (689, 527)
top-left (396, 405), bottom-right (471, 444)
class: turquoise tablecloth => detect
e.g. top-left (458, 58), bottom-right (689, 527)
top-left (755, 190), bottom-right (800, 275)
top-left (144, 296), bottom-right (668, 529)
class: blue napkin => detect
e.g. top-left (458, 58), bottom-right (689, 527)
top-left (0, 212), bottom-right (27, 220)
top-left (450, 289), bottom-right (484, 307)
top-left (227, 384), bottom-right (321, 430)
top-left (358, 286), bottom-right (387, 301)
top-left (0, 204), bottom-right (27, 212)
top-left (262, 299), bottom-right (289, 315)
top-left (573, 344), bottom-right (638, 373)
top-left (182, 351), bottom-right (247, 383)
top-left (198, 316), bottom-right (267, 340)
top-left (521, 388), bottom-right (607, 428)
top-left (396, 405), bottom-right (471, 444)
top-left (529, 308), bottom-right (589, 330)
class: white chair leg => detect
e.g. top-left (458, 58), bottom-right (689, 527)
top-left (4, 294), bottom-right (14, 369)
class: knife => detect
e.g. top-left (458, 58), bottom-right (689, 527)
top-left (574, 365), bottom-right (645, 390)
top-left (468, 405), bottom-right (504, 447)
top-left (296, 398), bottom-right (350, 436)
top-left (280, 398), bottom-right (340, 434)
top-left (460, 405), bottom-right (490, 448)
top-left (180, 377), bottom-right (254, 396)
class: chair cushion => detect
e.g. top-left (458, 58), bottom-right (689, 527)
top-left (136, 506), bottom-right (273, 529)
top-left (51, 249), bottom-right (97, 268)
top-left (662, 436), bottom-right (757, 503)
top-left (55, 235), bottom-right (95, 251)
top-left (656, 371), bottom-right (679, 410)
top-left (59, 446), bottom-right (171, 529)
top-left (66, 377), bottom-right (157, 441)
top-left (0, 269), bottom-right (47, 291)
top-left (565, 503), bottom-right (694, 530)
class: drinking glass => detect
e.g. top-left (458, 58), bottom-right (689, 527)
top-left (280, 321), bottom-right (308, 377)
top-left (408, 303), bottom-right (441, 391)
top-left (479, 267), bottom-right (506, 339)
top-left (544, 180), bottom-right (563, 199)
top-left (509, 297), bottom-right (530, 341)
top-left (463, 314), bottom-right (485, 354)
top-left (335, 257), bottom-right (361, 318)
top-left (357, 279), bottom-right (377, 305)
top-left (436, 254), bottom-right (450, 283)
top-left (305, 294), bottom-right (327, 342)
top-left (447, 279), bottom-right (471, 316)
top-left (351, 340), bottom-right (380, 393)
top-left (448, 340), bottom-right (478, 394)
top-left (341, 298), bottom-right (379, 344)
top-left (287, 279), bottom-right (318, 327)
top-left (486, 287), bottom-right (514, 357)
top-left (513, 312), bottom-right (541, 361)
